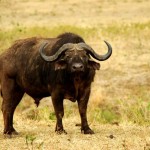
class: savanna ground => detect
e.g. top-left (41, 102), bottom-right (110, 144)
top-left (0, 0), bottom-right (150, 149)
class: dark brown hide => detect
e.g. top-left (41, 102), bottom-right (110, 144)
top-left (0, 33), bottom-right (112, 135)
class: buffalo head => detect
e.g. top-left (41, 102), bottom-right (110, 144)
top-left (39, 41), bottom-right (112, 73)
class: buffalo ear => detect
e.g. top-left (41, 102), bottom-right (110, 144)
top-left (55, 60), bottom-right (67, 70)
top-left (88, 59), bottom-right (100, 70)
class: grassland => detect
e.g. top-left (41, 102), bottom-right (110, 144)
top-left (0, 0), bottom-right (150, 149)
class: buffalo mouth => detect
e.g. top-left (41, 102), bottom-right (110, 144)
top-left (71, 72), bottom-right (83, 82)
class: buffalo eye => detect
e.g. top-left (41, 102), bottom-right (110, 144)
top-left (55, 59), bottom-right (67, 70)
top-left (65, 54), bottom-right (71, 60)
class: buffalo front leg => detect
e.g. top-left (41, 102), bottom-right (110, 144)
top-left (51, 92), bottom-right (66, 134)
top-left (77, 89), bottom-right (94, 134)
top-left (1, 76), bottom-right (24, 136)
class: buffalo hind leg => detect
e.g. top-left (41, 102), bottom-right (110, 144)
top-left (1, 77), bottom-right (24, 136)
top-left (51, 92), bottom-right (67, 134)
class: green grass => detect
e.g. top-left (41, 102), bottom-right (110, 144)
top-left (1, 21), bottom-right (150, 51)
top-left (89, 98), bottom-right (150, 125)
top-left (118, 99), bottom-right (150, 125)
top-left (18, 96), bottom-right (150, 126)
top-left (0, 25), bottom-right (97, 51)
top-left (101, 21), bottom-right (150, 39)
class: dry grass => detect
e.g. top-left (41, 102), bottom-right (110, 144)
top-left (0, 0), bottom-right (150, 149)
top-left (0, 116), bottom-right (150, 150)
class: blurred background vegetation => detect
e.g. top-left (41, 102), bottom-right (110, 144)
top-left (0, 0), bottom-right (150, 127)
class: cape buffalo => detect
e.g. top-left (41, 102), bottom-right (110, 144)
top-left (0, 32), bottom-right (112, 135)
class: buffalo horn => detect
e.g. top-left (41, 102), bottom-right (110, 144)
top-left (77, 41), bottom-right (112, 61)
top-left (39, 42), bottom-right (74, 62)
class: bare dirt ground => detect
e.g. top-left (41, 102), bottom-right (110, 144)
top-left (0, 0), bottom-right (150, 149)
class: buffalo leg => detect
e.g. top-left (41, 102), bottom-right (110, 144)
top-left (51, 92), bottom-right (66, 134)
top-left (77, 89), bottom-right (94, 134)
top-left (1, 76), bottom-right (24, 135)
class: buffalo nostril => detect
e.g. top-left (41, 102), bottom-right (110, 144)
top-left (72, 63), bottom-right (84, 71)
top-left (79, 65), bottom-right (83, 69)
top-left (73, 66), bottom-right (76, 70)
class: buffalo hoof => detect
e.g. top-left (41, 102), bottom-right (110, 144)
top-left (81, 128), bottom-right (95, 134)
top-left (12, 130), bottom-right (19, 135)
top-left (55, 129), bottom-right (67, 135)
top-left (3, 129), bottom-right (19, 138)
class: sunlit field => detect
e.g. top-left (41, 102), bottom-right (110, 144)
top-left (0, 0), bottom-right (150, 149)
